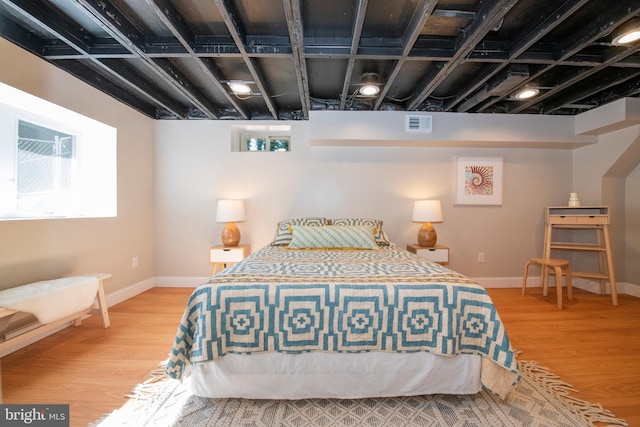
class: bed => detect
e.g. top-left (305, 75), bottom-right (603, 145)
top-left (166, 218), bottom-right (520, 400)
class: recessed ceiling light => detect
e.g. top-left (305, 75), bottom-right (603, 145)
top-left (612, 19), bottom-right (640, 46)
top-left (360, 84), bottom-right (380, 96)
top-left (613, 29), bottom-right (640, 45)
top-left (514, 88), bottom-right (539, 100)
top-left (228, 82), bottom-right (252, 95)
top-left (359, 73), bottom-right (381, 96)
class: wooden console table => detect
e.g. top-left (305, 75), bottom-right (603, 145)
top-left (543, 206), bottom-right (617, 305)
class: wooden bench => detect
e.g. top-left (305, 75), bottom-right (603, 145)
top-left (0, 274), bottom-right (110, 357)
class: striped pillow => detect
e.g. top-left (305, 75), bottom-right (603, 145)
top-left (288, 225), bottom-right (379, 250)
top-left (331, 218), bottom-right (390, 246)
top-left (271, 217), bottom-right (330, 246)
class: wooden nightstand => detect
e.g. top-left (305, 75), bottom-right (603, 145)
top-left (407, 244), bottom-right (449, 265)
top-left (209, 245), bottom-right (250, 275)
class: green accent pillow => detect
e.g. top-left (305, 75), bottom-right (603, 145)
top-left (271, 217), bottom-right (330, 246)
top-left (288, 225), bottom-right (379, 250)
top-left (331, 218), bottom-right (390, 246)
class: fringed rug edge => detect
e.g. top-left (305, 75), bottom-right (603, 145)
top-left (516, 359), bottom-right (627, 427)
top-left (92, 356), bottom-right (629, 427)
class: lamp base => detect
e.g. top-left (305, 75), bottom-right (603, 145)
top-left (417, 222), bottom-right (437, 247)
top-left (221, 221), bottom-right (241, 247)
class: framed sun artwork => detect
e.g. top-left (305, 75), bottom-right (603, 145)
top-left (454, 156), bottom-right (503, 205)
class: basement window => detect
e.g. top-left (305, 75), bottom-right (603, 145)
top-left (231, 125), bottom-right (291, 152)
top-left (0, 82), bottom-right (117, 220)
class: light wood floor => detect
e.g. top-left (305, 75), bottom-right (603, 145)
top-left (1, 286), bottom-right (639, 427)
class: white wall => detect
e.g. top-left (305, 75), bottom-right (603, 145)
top-left (573, 126), bottom-right (639, 204)
top-left (627, 164), bottom-right (640, 283)
top-left (0, 38), bottom-right (156, 294)
top-left (154, 119), bottom-right (573, 280)
top-left (573, 125), bottom-right (640, 285)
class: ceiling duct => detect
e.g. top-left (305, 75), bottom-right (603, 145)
top-left (487, 64), bottom-right (530, 96)
top-left (457, 65), bottom-right (530, 112)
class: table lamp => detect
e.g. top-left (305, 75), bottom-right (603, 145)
top-left (216, 200), bottom-right (246, 247)
top-left (412, 200), bottom-right (443, 247)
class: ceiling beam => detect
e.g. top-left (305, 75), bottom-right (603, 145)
top-left (587, 75), bottom-right (640, 106)
top-left (447, 0), bottom-right (590, 112)
top-left (542, 68), bottom-right (640, 113)
top-left (51, 59), bottom-right (161, 118)
top-left (0, 11), bottom-right (43, 56)
top-left (0, 0), bottom-right (187, 118)
top-left (43, 40), bottom-right (133, 59)
top-left (373, 0), bottom-right (439, 110)
top-left (1, 0), bottom-right (90, 54)
top-left (506, 1), bottom-right (640, 114)
top-left (74, 0), bottom-right (220, 119)
top-left (282, 0), bottom-right (310, 119)
top-left (37, 31), bottom-right (637, 68)
top-left (339, 0), bottom-right (368, 110)
top-left (214, 0), bottom-right (278, 119)
top-left (476, 0), bottom-right (640, 113)
top-left (97, 58), bottom-right (191, 118)
top-left (2, 0), bottom-right (638, 120)
top-left (407, 0), bottom-right (519, 111)
top-left (145, 0), bottom-right (250, 119)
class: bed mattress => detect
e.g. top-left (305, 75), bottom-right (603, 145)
top-left (167, 244), bottom-right (519, 398)
top-left (190, 351), bottom-right (482, 399)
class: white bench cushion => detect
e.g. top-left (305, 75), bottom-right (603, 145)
top-left (0, 276), bottom-right (100, 324)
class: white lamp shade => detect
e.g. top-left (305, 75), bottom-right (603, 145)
top-left (216, 200), bottom-right (246, 222)
top-left (412, 200), bottom-right (443, 223)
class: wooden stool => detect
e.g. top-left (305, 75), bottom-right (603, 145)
top-left (522, 258), bottom-right (573, 309)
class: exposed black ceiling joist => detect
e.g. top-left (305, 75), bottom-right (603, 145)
top-left (505, 1), bottom-right (640, 114)
top-left (449, 0), bottom-right (591, 112)
top-left (282, 0), bottom-right (310, 119)
top-left (146, 0), bottom-right (250, 119)
top-left (1, 0), bottom-right (189, 118)
top-left (542, 68), bottom-right (640, 113)
top-left (407, 0), bottom-right (519, 111)
top-left (1, 0), bottom-right (639, 120)
top-left (339, 0), bottom-right (368, 110)
top-left (372, 0), bottom-right (439, 111)
top-left (75, 0), bottom-right (220, 119)
top-left (213, 0), bottom-right (278, 119)
top-left (52, 59), bottom-right (163, 118)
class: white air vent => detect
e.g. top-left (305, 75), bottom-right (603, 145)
top-left (405, 114), bottom-right (432, 133)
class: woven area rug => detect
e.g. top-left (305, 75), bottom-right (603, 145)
top-left (93, 359), bottom-right (627, 427)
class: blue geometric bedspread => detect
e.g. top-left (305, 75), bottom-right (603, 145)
top-left (166, 244), bottom-right (520, 397)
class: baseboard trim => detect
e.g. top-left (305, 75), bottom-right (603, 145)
top-left (471, 276), bottom-right (526, 288)
top-left (154, 276), bottom-right (207, 288)
top-left (105, 277), bottom-right (156, 307)
top-left (616, 281), bottom-right (640, 298)
top-left (471, 275), bottom-right (640, 297)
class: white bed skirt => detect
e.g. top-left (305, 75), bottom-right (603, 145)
top-left (189, 352), bottom-right (482, 399)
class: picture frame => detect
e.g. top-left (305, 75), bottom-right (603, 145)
top-left (454, 156), bottom-right (503, 205)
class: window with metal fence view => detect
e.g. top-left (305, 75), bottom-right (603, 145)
top-left (17, 121), bottom-right (76, 214)
top-left (0, 81), bottom-right (117, 220)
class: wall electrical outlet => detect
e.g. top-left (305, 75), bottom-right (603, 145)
top-left (132, 256), bottom-right (139, 268)
top-left (477, 252), bottom-right (485, 263)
